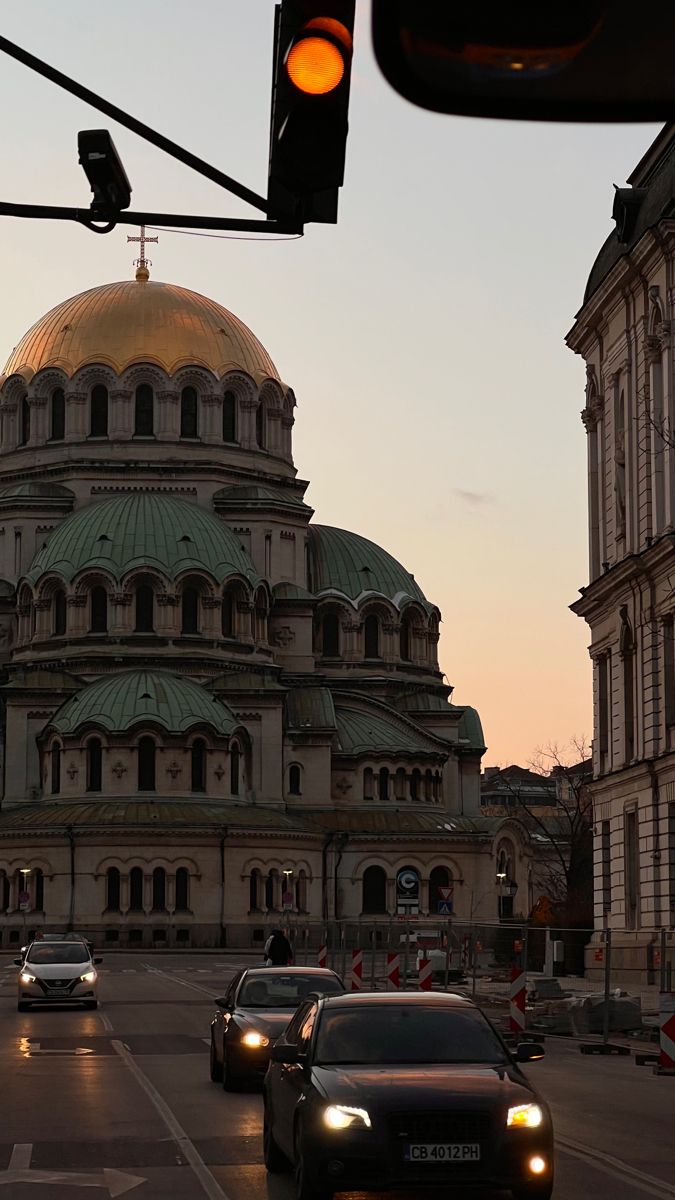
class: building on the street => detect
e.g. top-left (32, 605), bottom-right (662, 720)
top-left (0, 258), bottom-right (547, 948)
top-left (568, 124), bottom-right (675, 971)
top-left (481, 765), bottom-right (558, 814)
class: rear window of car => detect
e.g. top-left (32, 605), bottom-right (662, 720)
top-left (238, 972), bottom-right (343, 1008)
top-left (26, 944), bottom-right (90, 964)
top-left (315, 1004), bottom-right (509, 1065)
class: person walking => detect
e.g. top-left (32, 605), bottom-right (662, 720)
top-left (264, 928), bottom-right (293, 966)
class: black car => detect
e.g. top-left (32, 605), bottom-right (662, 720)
top-left (263, 991), bottom-right (553, 1200)
top-left (210, 966), bottom-right (345, 1091)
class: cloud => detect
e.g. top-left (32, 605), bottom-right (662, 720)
top-left (453, 489), bottom-right (495, 509)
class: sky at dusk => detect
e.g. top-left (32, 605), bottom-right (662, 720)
top-left (0, 2), bottom-right (662, 766)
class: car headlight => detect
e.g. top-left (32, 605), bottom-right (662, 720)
top-left (20, 972), bottom-right (36, 984)
top-left (240, 1031), bottom-right (269, 1048)
top-left (507, 1103), bottom-right (543, 1129)
top-left (80, 971), bottom-right (96, 983)
top-left (323, 1105), bottom-right (372, 1130)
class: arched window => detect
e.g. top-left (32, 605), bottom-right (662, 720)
top-left (221, 591), bottom-right (233, 637)
top-left (90, 385), bottom-right (108, 437)
top-left (322, 613), bottom-right (340, 657)
top-left (434, 770), bottom-right (442, 802)
top-left (265, 868), bottom-right (279, 911)
top-left (106, 867), bottom-right (121, 912)
top-left (364, 614), bottom-right (380, 658)
top-left (152, 867), bottom-right (166, 911)
top-left (181, 586), bottom-right (199, 635)
top-left (138, 737), bottom-right (156, 791)
top-left (19, 395), bottom-right (30, 446)
top-left (295, 869), bottom-right (308, 912)
top-left (395, 767), bottom-right (407, 800)
top-left (53, 588), bottom-right (67, 637)
top-left (51, 743), bottom-right (61, 795)
top-left (410, 768), bottom-right (421, 801)
top-left (180, 386), bottom-right (198, 438)
top-left (230, 742), bottom-right (240, 796)
top-left (0, 870), bottom-right (9, 912)
top-left (50, 388), bottom-right (65, 441)
top-left (129, 866), bottom-right (144, 912)
top-left (191, 739), bottom-right (206, 792)
top-left (87, 738), bottom-right (103, 792)
top-left (222, 390), bottom-right (236, 442)
top-left (90, 586), bottom-right (108, 633)
top-left (256, 401), bottom-right (265, 448)
top-left (378, 767), bottom-right (390, 801)
top-left (362, 865), bottom-right (387, 914)
top-left (34, 868), bottom-right (44, 911)
top-left (249, 867), bottom-right (262, 912)
top-left (429, 865), bottom-right (452, 914)
top-left (289, 764), bottom-right (302, 796)
top-left (135, 585), bottom-right (154, 632)
top-left (134, 384), bottom-right (154, 436)
top-left (175, 867), bottom-right (190, 912)
top-left (400, 614), bottom-right (411, 661)
top-left (363, 767), bottom-right (374, 801)
top-left (425, 769), bottom-right (433, 801)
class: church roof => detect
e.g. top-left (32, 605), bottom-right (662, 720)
top-left (304, 810), bottom-right (500, 837)
top-left (214, 484), bottom-right (311, 511)
top-left (1, 277), bottom-right (280, 382)
top-left (0, 482), bottom-right (74, 500)
top-left (0, 800), bottom-right (311, 834)
top-left (334, 701), bottom-right (447, 758)
top-left (25, 492), bottom-right (258, 585)
top-left (308, 525), bottom-right (433, 612)
top-left (49, 670), bottom-right (239, 736)
top-left (285, 687), bottom-right (337, 731)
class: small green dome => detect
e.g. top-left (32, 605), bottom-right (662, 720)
top-left (50, 670), bottom-right (239, 736)
top-left (26, 493), bottom-right (258, 585)
top-left (308, 525), bottom-right (432, 611)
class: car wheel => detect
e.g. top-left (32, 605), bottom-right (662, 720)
top-left (222, 1051), bottom-right (241, 1093)
top-left (209, 1033), bottom-right (224, 1083)
top-left (84, 1000), bottom-right (98, 1010)
top-left (17, 1002), bottom-right (29, 1012)
top-left (263, 1101), bottom-right (290, 1172)
top-left (294, 1123), bottom-right (332, 1200)
top-left (512, 1182), bottom-right (554, 1200)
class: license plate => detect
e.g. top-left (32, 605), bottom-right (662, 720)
top-left (48, 988), bottom-right (69, 996)
top-left (404, 1143), bottom-right (480, 1163)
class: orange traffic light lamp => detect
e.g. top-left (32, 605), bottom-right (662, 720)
top-left (286, 17), bottom-right (353, 95)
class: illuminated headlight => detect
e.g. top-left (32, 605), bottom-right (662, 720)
top-left (507, 1103), bottom-right (543, 1129)
top-left (80, 971), bottom-right (96, 983)
top-left (20, 972), bottom-right (36, 984)
top-left (323, 1105), bottom-right (372, 1130)
top-left (240, 1031), bottom-right (269, 1048)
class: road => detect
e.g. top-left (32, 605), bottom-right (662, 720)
top-left (0, 952), bottom-right (674, 1200)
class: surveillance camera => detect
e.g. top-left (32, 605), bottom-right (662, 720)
top-left (78, 130), bottom-right (132, 212)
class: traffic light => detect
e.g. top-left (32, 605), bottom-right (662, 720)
top-left (267, 1), bottom-right (355, 224)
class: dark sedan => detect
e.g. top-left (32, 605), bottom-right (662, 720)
top-left (263, 991), bottom-right (553, 1200)
top-left (210, 966), bottom-right (345, 1091)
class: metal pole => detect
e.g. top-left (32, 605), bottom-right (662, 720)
top-left (370, 928), bottom-right (377, 990)
top-left (471, 927), bottom-right (478, 999)
top-left (601, 928), bottom-right (611, 1048)
top-left (444, 919), bottom-right (451, 991)
top-left (403, 922), bottom-right (410, 990)
top-left (660, 926), bottom-right (667, 993)
top-left (340, 922), bottom-right (347, 983)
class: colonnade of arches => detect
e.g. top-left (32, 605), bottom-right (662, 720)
top-left (362, 765), bottom-right (443, 804)
top-left (0, 867), bottom-right (45, 913)
top-left (248, 866), bottom-right (309, 914)
top-left (104, 865), bottom-right (191, 914)
top-left (361, 863), bottom-right (453, 915)
top-left (315, 603), bottom-right (439, 669)
top-left (46, 734), bottom-right (244, 798)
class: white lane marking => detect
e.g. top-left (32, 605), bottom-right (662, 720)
top-left (21, 1041), bottom-right (93, 1057)
top-left (142, 963), bottom-right (218, 1000)
top-left (558, 1135), bottom-right (675, 1198)
top-left (0, 1166), bottom-right (144, 1194)
top-left (98, 1010), bottom-right (114, 1033)
top-left (111, 1040), bottom-right (232, 1200)
top-left (8, 1145), bottom-right (32, 1169)
top-left (202, 1038), bottom-right (211, 1046)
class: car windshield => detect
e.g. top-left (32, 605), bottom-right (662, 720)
top-left (315, 1005), bottom-right (509, 1065)
top-left (238, 973), bottom-right (343, 1009)
top-left (26, 944), bottom-right (91, 965)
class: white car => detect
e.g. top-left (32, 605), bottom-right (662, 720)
top-left (16, 940), bottom-right (102, 1010)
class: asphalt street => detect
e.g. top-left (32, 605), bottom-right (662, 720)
top-left (0, 952), bottom-right (673, 1200)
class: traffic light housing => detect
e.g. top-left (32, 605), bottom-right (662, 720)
top-left (268, 0), bottom-right (355, 224)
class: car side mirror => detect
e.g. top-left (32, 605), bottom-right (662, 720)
top-left (516, 1042), bottom-right (545, 1063)
top-left (13, 958), bottom-right (22, 967)
top-left (94, 958), bottom-right (103, 965)
top-left (271, 1043), bottom-right (300, 1064)
top-left (214, 996), bottom-right (229, 1009)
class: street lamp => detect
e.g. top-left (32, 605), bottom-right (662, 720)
top-left (496, 871), bottom-right (506, 920)
top-left (18, 868), bottom-right (31, 945)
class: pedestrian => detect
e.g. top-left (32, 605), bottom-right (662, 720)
top-left (264, 927), bottom-right (293, 966)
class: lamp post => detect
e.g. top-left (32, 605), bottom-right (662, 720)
top-left (496, 871), bottom-right (506, 920)
top-left (18, 868), bottom-right (31, 946)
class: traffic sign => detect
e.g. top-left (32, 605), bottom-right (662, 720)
top-left (438, 885), bottom-right (454, 900)
top-left (18, 890), bottom-right (30, 912)
top-left (437, 901), bottom-right (453, 915)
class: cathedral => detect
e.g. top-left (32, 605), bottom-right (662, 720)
top-left (0, 252), bottom-right (536, 949)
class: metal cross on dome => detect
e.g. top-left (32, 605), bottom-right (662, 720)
top-left (127, 224), bottom-right (158, 274)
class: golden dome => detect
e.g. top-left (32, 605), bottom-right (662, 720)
top-left (2, 276), bottom-right (280, 382)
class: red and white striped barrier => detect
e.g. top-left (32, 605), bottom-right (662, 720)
top-left (418, 957), bottom-right (433, 991)
top-left (317, 944), bottom-right (327, 969)
top-left (387, 952), bottom-right (400, 991)
top-left (350, 948), bottom-right (363, 991)
top-left (509, 965), bottom-right (527, 1036)
top-left (656, 993), bottom-right (675, 1075)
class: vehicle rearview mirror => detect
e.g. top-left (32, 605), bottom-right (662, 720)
top-left (516, 1042), bottom-right (545, 1062)
top-left (94, 957), bottom-right (103, 965)
top-left (271, 1043), bottom-right (300, 1064)
top-left (13, 958), bottom-right (22, 966)
top-left (214, 996), bottom-right (229, 1009)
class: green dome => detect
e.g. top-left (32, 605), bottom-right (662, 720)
top-left (308, 525), bottom-right (432, 611)
top-left (26, 493), bottom-right (258, 585)
top-left (50, 670), bottom-right (239, 736)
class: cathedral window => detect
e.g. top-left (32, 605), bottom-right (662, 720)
top-left (87, 738), bottom-right (103, 792)
top-left (175, 867), bottom-right (190, 912)
top-left (378, 766), bottom-right (390, 801)
top-left (424, 769), bottom-right (433, 800)
top-left (221, 591), bottom-right (234, 637)
top-left (289, 764), bottom-right (302, 796)
top-left (665, 618), bottom-right (675, 728)
top-left (363, 767), bottom-right (374, 801)
top-left (181, 587), bottom-right (199, 635)
top-left (106, 867), bottom-right (120, 912)
top-left (394, 767), bottom-right (406, 800)
top-left (33, 868), bottom-right (44, 911)
top-left (364, 614), bottom-right (380, 658)
top-left (429, 865), bottom-right (452, 913)
top-left (90, 586), bottom-right (108, 633)
top-left (19, 395), bottom-right (30, 446)
top-left (180, 387), bottom-right (198, 439)
top-left (51, 743), bottom-right (61, 795)
top-left (135, 585), bottom-right (154, 633)
top-left (295, 869), bottom-right (308, 912)
top-left (138, 737), bottom-right (156, 791)
top-left (222, 390), bottom-right (237, 442)
top-left (50, 388), bottom-right (65, 441)
top-left (410, 768), bottom-right (421, 801)
top-left (230, 742), bottom-right (240, 796)
top-left (129, 866), bottom-right (143, 912)
top-left (90, 385), bottom-right (108, 437)
top-left (53, 589), bottom-right (67, 637)
top-left (134, 384), bottom-right (154, 436)
top-left (265, 868), bottom-right (279, 911)
top-left (249, 867), bottom-right (262, 911)
top-left (152, 867), bottom-right (167, 912)
top-left (256, 401), bottom-right (265, 449)
top-left (322, 613), bottom-right (340, 657)
top-left (400, 614), bottom-right (411, 661)
top-left (191, 739), bottom-right (206, 792)
top-left (362, 865), bottom-right (387, 914)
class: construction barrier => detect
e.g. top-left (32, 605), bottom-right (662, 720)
top-left (387, 952), bottom-right (400, 991)
top-left (350, 947), bottom-right (363, 991)
top-left (509, 964), bottom-right (527, 1036)
top-left (419, 957), bottom-right (433, 991)
top-left (317, 944), bottom-right (327, 969)
top-left (655, 993), bottom-right (675, 1075)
